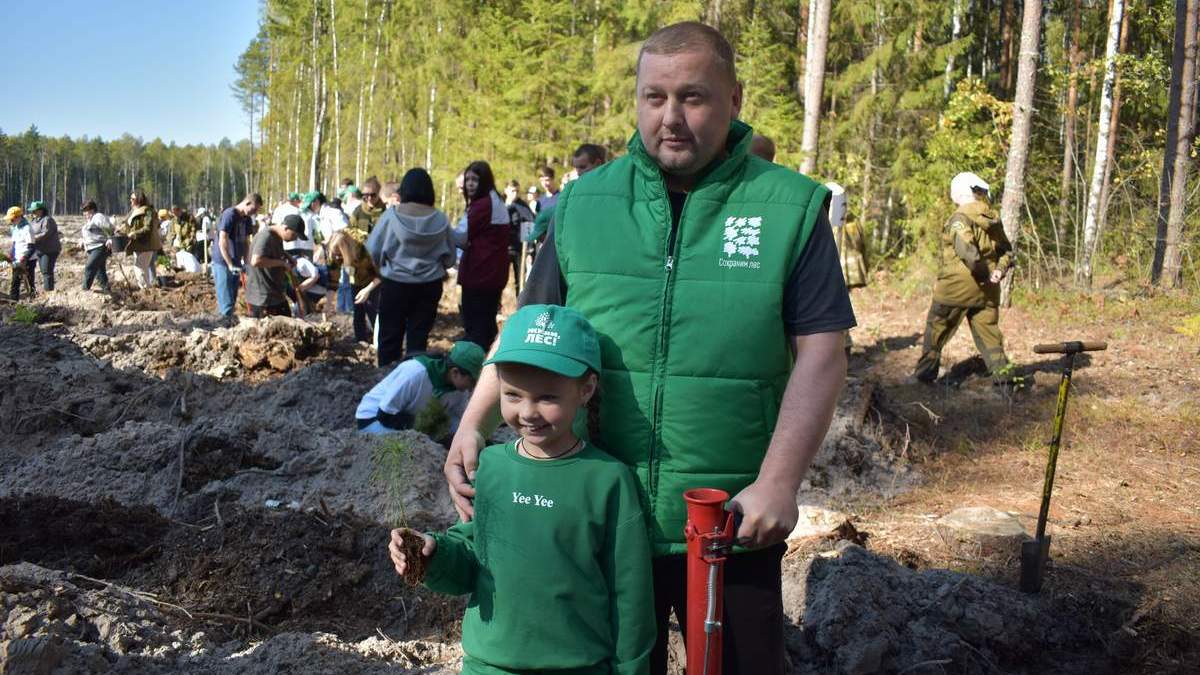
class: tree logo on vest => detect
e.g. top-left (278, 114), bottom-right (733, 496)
top-left (719, 216), bottom-right (762, 269)
top-left (525, 312), bottom-right (560, 346)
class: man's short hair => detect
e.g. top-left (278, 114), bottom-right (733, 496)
top-left (538, 166), bottom-right (556, 179)
top-left (573, 144), bottom-right (607, 165)
top-left (638, 21), bottom-right (737, 85)
top-left (381, 181), bottom-right (401, 201)
top-left (244, 193), bottom-right (263, 207)
top-left (362, 176), bottom-right (381, 193)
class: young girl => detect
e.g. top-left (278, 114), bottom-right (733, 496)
top-left (389, 304), bottom-right (654, 675)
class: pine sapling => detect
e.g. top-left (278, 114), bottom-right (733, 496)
top-left (372, 437), bottom-right (429, 585)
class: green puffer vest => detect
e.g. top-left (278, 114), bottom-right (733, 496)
top-left (556, 120), bottom-right (830, 554)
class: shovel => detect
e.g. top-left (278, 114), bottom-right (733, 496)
top-left (1020, 340), bottom-right (1108, 593)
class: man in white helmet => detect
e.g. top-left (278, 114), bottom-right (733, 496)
top-left (826, 183), bottom-right (868, 356)
top-left (913, 172), bottom-right (1014, 384)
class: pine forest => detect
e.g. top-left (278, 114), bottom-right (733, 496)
top-left (1, 0), bottom-right (1196, 288)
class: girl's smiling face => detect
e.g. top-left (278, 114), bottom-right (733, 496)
top-left (497, 363), bottom-right (596, 457)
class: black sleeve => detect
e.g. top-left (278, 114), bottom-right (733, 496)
top-left (517, 219), bottom-right (567, 308)
top-left (783, 210), bottom-right (858, 336)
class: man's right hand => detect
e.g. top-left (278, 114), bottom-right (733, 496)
top-left (445, 426), bottom-right (486, 520)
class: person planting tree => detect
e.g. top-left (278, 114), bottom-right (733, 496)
top-left (356, 340), bottom-right (485, 435)
top-left (390, 305), bottom-right (654, 675)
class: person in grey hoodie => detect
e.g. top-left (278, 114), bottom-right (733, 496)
top-left (366, 168), bottom-right (456, 367)
top-left (27, 201), bottom-right (62, 292)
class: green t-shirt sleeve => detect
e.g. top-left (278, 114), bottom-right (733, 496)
top-left (423, 520), bottom-right (478, 596)
top-left (527, 205), bottom-right (553, 242)
top-left (603, 477), bottom-right (655, 675)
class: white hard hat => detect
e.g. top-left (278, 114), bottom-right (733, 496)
top-left (950, 172), bottom-right (989, 206)
top-left (825, 182), bottom-right (847, 228)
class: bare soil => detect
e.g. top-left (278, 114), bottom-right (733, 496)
top-left (2, 241), bottom-right (1196, 673)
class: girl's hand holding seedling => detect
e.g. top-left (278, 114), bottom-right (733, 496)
top-left (389, 528), bottom-right (435, 585)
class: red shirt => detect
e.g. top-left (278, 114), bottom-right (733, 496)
top-left (457, 194), bottom-right (511, 290)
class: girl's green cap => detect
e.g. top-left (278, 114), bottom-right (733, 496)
top-left (485, 304), bottom-right (600, 377)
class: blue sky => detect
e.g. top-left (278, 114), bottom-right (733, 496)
top-left (2, 0), bottom-right (260, 145)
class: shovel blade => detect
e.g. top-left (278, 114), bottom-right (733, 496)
top-left (1020, 536), bottom-right (1051, 593)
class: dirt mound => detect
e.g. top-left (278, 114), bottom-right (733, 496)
top-left (0, 562), bottom-right (463, 674)
top-left (783, 542), bottom-right (1122, 674)
top-left (2, 497), bottom-right (462, 643)
top-left (109, 274), bottom-right (216, 314)
top-left (799, 378), bottom-right (916, 506)
top-left (0, 497), bottom-right (168, 579)
top-left (75, 315), bottom-right (337, 377)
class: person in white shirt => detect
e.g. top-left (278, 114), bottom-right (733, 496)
top-left (356, 341), bottom-right (483, 435)
top-left (80, 200), bottom-right (112, 292)
top-left (271, 192), bottom-right (302, 224)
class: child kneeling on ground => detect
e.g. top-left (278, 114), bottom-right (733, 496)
top-left (389, 304), bottom-right (655, 674)
top-left (356, 341), bottom-right (484, 434)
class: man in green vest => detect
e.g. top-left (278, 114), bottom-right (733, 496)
top-left (913, 171), bottom-right (1013, 385)
top-left (446, 22), bottom-right (855, 674)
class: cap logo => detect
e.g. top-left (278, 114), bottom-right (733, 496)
top-left (525, 312), bottom-right (560, 346)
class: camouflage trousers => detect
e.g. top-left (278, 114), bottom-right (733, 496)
top-left (914, 301), bottom-right (1009, 382)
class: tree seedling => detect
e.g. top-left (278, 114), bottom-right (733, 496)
top-left (371, 437), bottom-right (428, 585)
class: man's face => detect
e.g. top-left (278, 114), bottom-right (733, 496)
top-left (571, 154), bottom-right (602, 177)
top-left (538, 175), bottom-right (554, 193)
top-left (281, 227), bottom-right (298, 242)
top-left (636, 50), bottom-right (742, 180)
top-left (505, 185), bottom-right (518, 201)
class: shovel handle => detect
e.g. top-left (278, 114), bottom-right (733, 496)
top-left (1033, 341), bottom-right (1107, 354)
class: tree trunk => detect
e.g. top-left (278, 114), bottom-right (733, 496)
top-left (1095, 3), bottom-right (1130, 247)
top-left (354, 0), bottom-right (371, 184)
top-left (1057, 0), bottom-right (1081, 260)
top-left (330, 0), bottom-right (342, 186)
top-left (362, 0), bottom-right (388, 178)
top-left (1154, 0), bottom-right (1200, 286)
top-left (1078, 0), bottom-right (1124, 287)
top-left (944, 0), bottom-right (964, 98)
top-left (999, 0), bottom-right (1014, 96)
top-left (800, 0), bottom-right (831, 175)
top-left (310, 69), bottom-right (327, 190)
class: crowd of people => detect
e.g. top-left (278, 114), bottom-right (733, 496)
top-left (1, 19), bottom-right (1023, 675)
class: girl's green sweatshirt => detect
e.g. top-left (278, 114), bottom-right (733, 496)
top-left (424, 441), bottom-right (654, 675)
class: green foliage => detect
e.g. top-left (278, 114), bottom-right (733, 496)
top-left (413, 398), bottom-right (451, 443)
top-left (897, 79), bottom-right (1011, 254)
top-left (371, 436), bottom-right (415, 528)
top-left (11, 304), bottom-right (39, 325)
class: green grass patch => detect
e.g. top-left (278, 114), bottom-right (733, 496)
top-left (11, 304), bottom-right (39, 325)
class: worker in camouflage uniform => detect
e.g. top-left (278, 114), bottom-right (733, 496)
top-left (913, 172), bottom-right (1013, 384)
top-left (170, 206), bottom-right (199, 254)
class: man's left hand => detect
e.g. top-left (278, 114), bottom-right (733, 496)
top-left (729, 478), bottom-right (799, 549)
top-left (989, 269), bottom-right (1003, 284)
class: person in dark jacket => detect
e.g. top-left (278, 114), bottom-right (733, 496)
top-left (26, 201), bottom-right (61, 292)
top-left (457, 160), bottom-right (511, 350)
top-left (367, 168), bottom-right (456, 366)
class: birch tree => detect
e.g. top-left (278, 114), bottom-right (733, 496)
top-left (999, 0), bottom-right (1043, 304)
top-left (799, 0), bottom-right (830, 175)
top-left (1078, 0), bottom-right (1124, 288)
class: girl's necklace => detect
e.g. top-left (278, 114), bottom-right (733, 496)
top-left (518, 437), bottom-right (582, 461)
